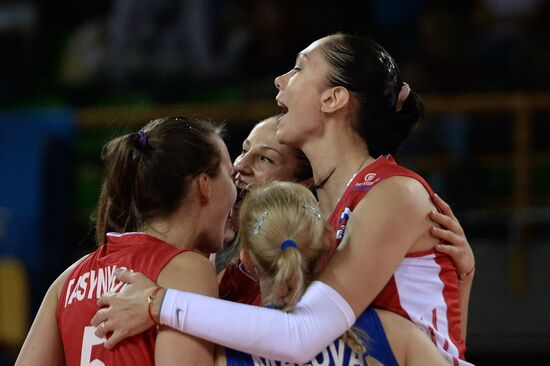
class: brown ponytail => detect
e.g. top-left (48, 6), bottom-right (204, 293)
top-left (95, 117), bottom-right (223, 245)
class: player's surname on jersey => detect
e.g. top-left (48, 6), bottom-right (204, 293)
top-left (64, 265), bottom-right (130, 307)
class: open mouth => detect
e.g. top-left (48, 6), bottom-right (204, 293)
top-left (276, 99), bottom-right (289, 119)
top-left (234, 178), bottom-right (245, 189)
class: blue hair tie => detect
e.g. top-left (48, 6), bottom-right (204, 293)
top-left (280, 239), bottom-right (297, 251)
top-left (136, 130), bottom-right (148, 150)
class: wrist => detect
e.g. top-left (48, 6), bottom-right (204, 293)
top-left (155, 287), bottom-right (167, 324)
top-left (148, 287), bottom-right (165, 328)
top-left (458, 266), bottom-right (475, 282)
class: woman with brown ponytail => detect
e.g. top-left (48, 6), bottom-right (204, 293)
top-left (16, 117), bottom-right (236, 365)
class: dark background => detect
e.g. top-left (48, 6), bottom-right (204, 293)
top-left (1, 0), bottom-right (550, 364)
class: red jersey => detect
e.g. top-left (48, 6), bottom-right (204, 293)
top-left (327, 155), bottom-right (470, 366)
top-left (56, 232), bottom-right (184, 366)
top-left (218, 260), bottom-right (262, 305)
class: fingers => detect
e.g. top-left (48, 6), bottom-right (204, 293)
top-left (96, 292), bottom-right (115, 308)
top-left (115, 269), bottom-right (156, 289)
top-left (91, 307), bottom-right (109, 329)
top-left (94, 320), bottom-right (110, 338)
top-left (104, 330), bottom-right (126, 349)
top-left (429, 210), bottom-right (464, 236)
top-left (435, 243), bottom-right (461, 258)
top-left (95, 324), bottom-right (125, 349)
top-left (430, 226), bottom-right (464, 247)
top-left (115, 268), bottom-right (135, 284)
top-left (91, 314), bottom-right (127, 349)
top-left (432, 194), bottom-right (457, 220)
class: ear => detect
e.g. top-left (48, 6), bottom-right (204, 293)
top-left (197, 173), bottom-right (211, 205)
top-left (320, 86), bottom-right (350, 113)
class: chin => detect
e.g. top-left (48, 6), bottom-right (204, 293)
top-left (223, 228), bottom-right (236, 245)
top-left (276, 129), bottom-right (296, 148)
top-left (279, 136), bottom-right (301, 149)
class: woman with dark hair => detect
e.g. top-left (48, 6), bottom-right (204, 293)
top-left (92, 34), bottom-right (475, 365)
top-left (16, 117), bottom-right (236, 365)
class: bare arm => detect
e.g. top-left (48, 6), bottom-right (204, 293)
top-left (155, 251), bottom-right (219, 366)
top-left (429, 194), bottom-right (475, 340)
top-left (15, 258), bottom-right (87, 366)
top-left (15, 280), bottom-right (65, 366)
top-left (319, 177), bottom-right (437, 316)
top-left (376, 309), bottom-right (449, 366)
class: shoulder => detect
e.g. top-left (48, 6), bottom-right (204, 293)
top-left (164, 251), bottom-right (217, 277)
top-left (376, 175), bottom-right (429, 201)
top-left (375, 308), bottom-right (415, 332)
top-left (355, 175), bottom-right (431, 216)
top-left (51, 254), bottom-right (92, 300)
top-left (158, 251), bottom-right (219, 297)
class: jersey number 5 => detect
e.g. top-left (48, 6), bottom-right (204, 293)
top-left (81, 326), bottom-right (106, 366)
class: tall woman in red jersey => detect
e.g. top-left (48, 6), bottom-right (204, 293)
top-left (16, 117), bottom-right (236, 365)
top-left (220, 115), bottom-right (474, 322)
top-left (92, 34), bottom-right (475, 365)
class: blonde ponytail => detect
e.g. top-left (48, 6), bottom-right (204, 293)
top-left (270, 244), bottom-right (306, 311)
top-left (239, 181), bottom-right (367, 354)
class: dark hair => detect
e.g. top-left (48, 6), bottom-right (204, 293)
top-left (95, 117), bottom-right (224, 245)
top-left (291, 148), bottom-right (313, 182)
top-left (321, 33), bottom-right (424, 157)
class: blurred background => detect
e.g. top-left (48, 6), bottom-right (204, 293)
top-left (1, 0), bottom-right (549, 364)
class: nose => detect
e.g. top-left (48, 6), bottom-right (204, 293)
top-left (274, 73), bottom-right (284, 90)
top-left (233, 152), bottom-right (252, 176)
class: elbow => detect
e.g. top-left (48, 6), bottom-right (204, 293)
top-left (278, 343), bottom-right (322, 364)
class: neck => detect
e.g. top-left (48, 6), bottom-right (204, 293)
top-left (141, 209), bottom-right (202, 253)
top-left (302, 124), bottom-right (372, 217)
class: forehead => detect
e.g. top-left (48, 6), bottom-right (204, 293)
top-left (245, 119), bottom-right (296, 157)
top-left (296, 38), bottom-right (331, 75)
top-left (213, 134), bottom-right (231, 162)
top-left (247, 120), bottom-right (279, 146)
top-left (299, 38), bottom-right (327, 56)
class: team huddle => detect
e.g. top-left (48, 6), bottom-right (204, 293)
top-left (16, 33), bottom-right (475, 366)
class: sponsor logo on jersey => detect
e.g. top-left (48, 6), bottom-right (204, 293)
top-left (354, 172), bottom-right (381, 190)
